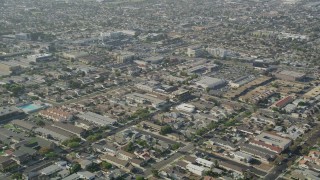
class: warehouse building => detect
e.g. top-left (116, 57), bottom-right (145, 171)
top-left (274, 70), bottom-right (305, 82)
top-left (0, 106), bottom-right (25, 123)
top-left (186, 163), bottom-right (207, 176)
top-left (250, 132), bottom-right (292, 153)
top-left (77, 112), bottom-right (117, 127)
top-left (195, 76), bottom-right (226, 89)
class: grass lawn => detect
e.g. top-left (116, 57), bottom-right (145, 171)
top-left (3, 124), bottom-right (14, 129)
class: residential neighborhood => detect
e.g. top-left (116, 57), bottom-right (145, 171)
top-left (0, 0), bottom-right (320, 179)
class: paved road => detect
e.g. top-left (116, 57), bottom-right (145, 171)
top-left (144, 152), bottom-right (185, 177)
top-left (196, 149), bottom-right (267, 177)
top-left (142, 138), bottom-right (195, 177)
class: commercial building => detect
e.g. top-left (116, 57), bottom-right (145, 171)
top-left (186, 163), bottom-right (207, 176)
top-left (250, 132), bottom-right (292, 153)
top-left (52, 122), bottom-right (85, 138)
top-left (274, 70), bottom-right (306, 81)
top-left (195, 76), bottom-right (226, 89)
top-left (40, 164), bottom-right (62, 176)
top-left (27, 53), bottom-right (53, 63)
top-left (170, 89), bottom-right (191, 101)
top-left (116, 52), bottom-right (135, 64)
top-left (135, 81), bottom-right (160, 92)
top-left (195, 158), bottom-right (214, 168)
top-left (229, 75), bottom-right (256, 88)
top-left (144, 56), bottom-right (164, 64)
top-left (210, 137), bottom-right (237, 151)
top-left (35, 126), bottom-right (73, 142)
top-left (240, 143), bottom-right (276, 163)
top-left (125, 92), bottom-right (166, 108)
top-left (176, 103), bottom-right (195, 113)
top-left (231, 151), bottom-right (253, 162)
top-left (206, 47), bottom-right (228, 58)
top-left (187, 64), bottom-right (218, 75)
top-left (272, 96), bottom-right (294, 108)
top-left (77, 112), bottom-right (117, 127)
top-left (39, 107), bottom-right (74, 122)
top-left (0, 156), bottom-right (16, 172)
top-left (0, 106), bottom-right (25, 123)
top-left (187, 46), bottom-right (203, 57)
top-left (62, 51), bottom-right (89, 61)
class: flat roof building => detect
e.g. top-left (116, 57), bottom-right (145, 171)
top-left (176, 103), bottom-right (195, 113)
top-left (274, 70), bottom-right (305, 82)
top-left (195, 76), bottom-right (226, 89)
top-left (125, 92), bottom-right (166, 108)
top-left (251, 132), bottom-right (292, 153)
top-left (77, 112), bottom-right (116, 127)
top-left (27, 53), bottom-right (53, 63)
top-left (186, 163), bottom-right (207, 176)
top-left (0, 106), bottom-right (25, 123)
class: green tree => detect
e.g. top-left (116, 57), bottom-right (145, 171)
top-left (70, 163), bottom-right (81, 174)
top-left (214, 159), bottom-right (219, 167)
top-left (160, 125), bottom-right (173, 135)
top-left (36, 119), bottom-right (45, 127)
top-left (101, 161), bottom-right (112, 170)
top-left (151, 168), bottom-right (160, 178)
top-left (68, 142), bottom-right (80, 148)
top-left (172, 143), bottom-right (181, 150)
top-left (11, 172), bottom-right (22, 180)
top-left (87, 163), bottom-right (100, 172)
top-left (136, 176), bottom-right (145, 180)
top-left (124, 142), bottom-right (135, 152)
top-left (39, 147), bottom-right (51, 155)
top-left (45, 152), bottom-right (57, 158)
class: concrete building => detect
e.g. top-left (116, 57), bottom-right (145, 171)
top-left (170, 89), bottom-right (191, 101)
top-left (116, 52), bottom-right (135, 64)
top-left (176, 103), bottom-right (195, 113)
top-left (135, 81), bottom-right (160, 92)
top-left (40, 164), bottom-right (62, 176)
top-left (240, 143), bottom-right (276, 163)
top-left (77, 112), bottom-right (117, 127)
top-left (125, 92), bottom-right (166, 108)
top-left (195, 158), bottom-right (214, 168)
top-left (229, 75), bottom-right (256, 88)
top-left (144, 56), bottom-right (164, 64)
top-left (35, 126), bottom-right (73, 142)
top-left (62, 173), bottom-right (80, 180)
top-left (231, 151), bottom-right (253, 163)
top-left (62, 51), bottom-right (89, 61)
top-left (210, 137), bottom-right (237, 151)
top-left (0, 106), bottom-right (25, 123)
top-left (77, 171), bottom-right (95, 180)
top-left (195, 76), bottom-right (226, 89)
top-left (27, 53), bottom-right (53, 63)
top-left (274, 70), bottom-right (306, 81)
top-left (250, 132), bottom-right (292, 153)
top-left (206, 47), bottom-right (228, 58)
top-left (39, 108), bottom-right (74, 122)
top-left (187, 46), bottom-right (202, 57)
top-left (15, 33), bottom-right (30, 40)
top-left (272, 96), bottom-right (294, 109)
top-left (186, 163), bottom-right (207, 176)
